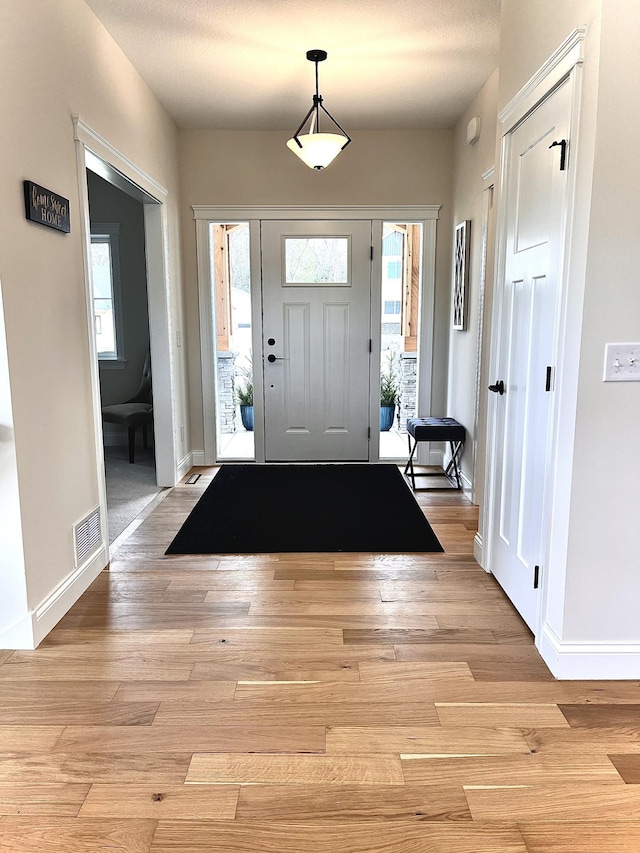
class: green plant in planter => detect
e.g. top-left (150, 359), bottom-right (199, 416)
top-left (235, 358), bottom-right (254, 430)
top-left (380, 372), bottom-right (399, 406)
top-left (380, 351), bottom-right (400, 431)
top-left (235, 358), bottom-right (253, 406)
top-left (236, 377), bottom-right (253, 407)
top-left (380, 352), bottom-right (400, 405)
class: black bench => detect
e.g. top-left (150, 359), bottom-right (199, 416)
top-left (404, 417), bottom-right (465, 490)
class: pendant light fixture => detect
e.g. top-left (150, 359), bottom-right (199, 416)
top-left (286, 49), bottom-right (351, 170)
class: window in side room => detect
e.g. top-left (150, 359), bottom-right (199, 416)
top-left (91, 225), bottom-right (124, 361)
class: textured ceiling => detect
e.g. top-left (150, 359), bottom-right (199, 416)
top-left (84, 0), bottom-right (500, 130)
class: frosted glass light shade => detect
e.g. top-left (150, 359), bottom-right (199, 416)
top-left (286, 132), bottom-right (347, 170)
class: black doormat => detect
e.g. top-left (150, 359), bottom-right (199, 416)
top-left (166, 464), bottom-right (443, 555)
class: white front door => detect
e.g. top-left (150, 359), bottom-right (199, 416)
top-left (489, 79), bottom-right (571, 632)
top-left (261, 220), bottom-right (372, 461)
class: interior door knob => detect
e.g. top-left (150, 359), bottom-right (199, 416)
top-left (488, 380), bottom-right (505, 395)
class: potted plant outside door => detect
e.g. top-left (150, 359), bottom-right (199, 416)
top-left (380, 353), bottom-right (400, 431)
top-left (236, 361), bottom-right (254, 431)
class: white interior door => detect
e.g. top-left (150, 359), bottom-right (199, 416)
top-left (261, 220), bottom-right (372, 461)
top-left (489, 80), bottom-right (571, 632)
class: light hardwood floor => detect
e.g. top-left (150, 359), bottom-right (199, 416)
top-left (1, 467), bottom-right (640, 852)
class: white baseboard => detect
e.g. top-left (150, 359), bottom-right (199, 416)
top-left (460, 469), bottom-right (473, 496)
top-left (442, 449), bottom-right (473, 497)
top-left (177, 452), bottom-right (194, 481)
top-left (473, 532), bottom-right (487, 569)
top-left (0, 546), bottom-right (107, 650)
top-left (103, 430), bottom-right (156, 449)
top-left (415, 447), bottom-right (444, 467)
top-left (102, 431), bottom-right (128, 447)
top-left (191, 450), bottom-right (206, 466)
top-left (539, 622), bottom-right (640, 679)
top-left (0, 611), bottom-right (35, 650)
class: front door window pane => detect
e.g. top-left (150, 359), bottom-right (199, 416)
top-left (284, 237), bottom-right (349, 285)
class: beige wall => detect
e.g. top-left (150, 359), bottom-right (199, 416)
top-left (447, 71), bottom-right (499, 494)
top-left (178, 129), bottom-right (455, 452)
top-left (563, 0), bottom-right (640, 640)
top-left (0, 0), bottom-right (184, 641)
top-left (498, 0), bottom-right (601, 112)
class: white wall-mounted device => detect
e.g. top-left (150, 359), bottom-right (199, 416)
top-left (466, 116), bottom-right (481, 145)
top-left (603, 342), bottom-right (640, 381)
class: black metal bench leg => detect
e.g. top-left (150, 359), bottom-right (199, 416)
top-left (404, 434), bottom-right (418, 490)
top-left (444, 440), bottom-right (463, 489)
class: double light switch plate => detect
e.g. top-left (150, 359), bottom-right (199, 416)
top-left (603, 343), bottom-right (640, 381)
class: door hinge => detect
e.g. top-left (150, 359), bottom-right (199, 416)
top-left (369, 338), bottom-right (372, 353)
top-left (367, 427), bottom-right (371, 440)
top-left (545, 365), bottom-right (554, 392)
top-left (549, 139), bottom-right (568, 171)
top-left (533, 565), bottom-right (540, 589)
top-left (370, 245), bottom-right (374, 261)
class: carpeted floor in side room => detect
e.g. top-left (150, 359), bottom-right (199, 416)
top-left (104, 445), bottom-right (161, 544)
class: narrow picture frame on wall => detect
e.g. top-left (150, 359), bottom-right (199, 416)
top-left (452, 220), bottom-right (470, 330)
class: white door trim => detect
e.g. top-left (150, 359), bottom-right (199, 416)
top-left (485, 34), bottom-right (585, 647)
top-left (472, 169), bottom-right (495, 562)
top-left (73, 117), bottom-right (180, 556)
top-left (498, 28), bottom-right (586, 127)
top-left (194, 206), bottom-right (440, 466)
top-left (193, 205), bottom-right (441, 222)
top-left (195, 218), bottom-right (217, 467)
top-left (415, 217), bottom-right (440, 466)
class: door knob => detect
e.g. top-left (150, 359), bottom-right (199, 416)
top-left (267, 354), bottom-right (285, 363)
top-left (488, 380), bottom-right (505, 395)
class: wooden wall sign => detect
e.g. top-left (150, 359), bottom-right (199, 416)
top-left (23, 180), bottom-right (70, 233)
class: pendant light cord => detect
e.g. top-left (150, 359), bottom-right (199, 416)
top-left (314, 59), bottom-right (320, 132)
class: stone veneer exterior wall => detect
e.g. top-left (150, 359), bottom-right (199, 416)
top-left (216, 351), bottom-right (236, 434)
top-left (399, 351), bottom-right (417, 432)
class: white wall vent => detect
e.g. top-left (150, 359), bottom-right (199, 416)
top-left (73, 506), bottom-right (102, 567)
